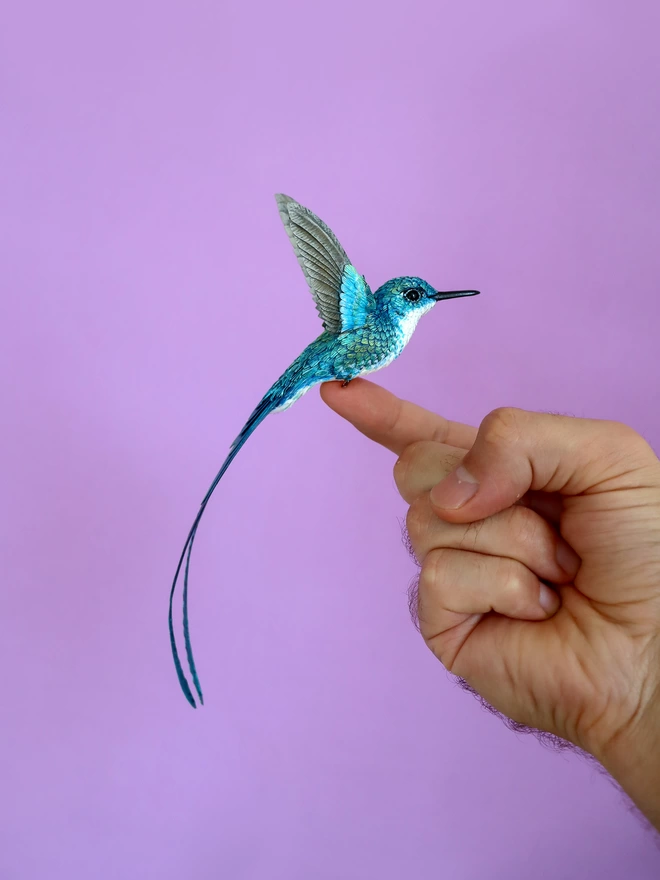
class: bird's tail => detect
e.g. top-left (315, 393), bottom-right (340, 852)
top-left (169, 359), bottom-right (318, 708)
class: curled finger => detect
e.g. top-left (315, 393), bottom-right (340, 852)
top-left (416, 548), bottom-right (560, 670)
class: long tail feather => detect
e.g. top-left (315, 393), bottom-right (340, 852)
top-left (168, 388), bottom-right (297, 707)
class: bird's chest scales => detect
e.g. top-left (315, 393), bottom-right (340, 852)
top-left (338, 315), bottom-right (417, 377)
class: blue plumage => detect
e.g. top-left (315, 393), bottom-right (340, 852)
top-left (169, 194), bottom-right (480, 707)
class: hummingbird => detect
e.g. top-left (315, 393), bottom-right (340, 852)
top-left (169, 194), bottom-right (480, 708)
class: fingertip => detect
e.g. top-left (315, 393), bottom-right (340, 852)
top-left (320, 378), bottom-right (382, 417)
top-left (539, 583), bottom-right (561, 617)
top-left (556, 541), bottom-right (581, 581)
top-left (319, 380), bottom-right (343, 409)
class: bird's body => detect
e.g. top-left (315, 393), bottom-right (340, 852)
top-left (271, 304), bottom-right (421, 410)
top-left (169, 195), bottom-right (480, 707)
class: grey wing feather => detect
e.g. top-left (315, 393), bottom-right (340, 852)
top-left (275, 194), bottom-right (351, 334)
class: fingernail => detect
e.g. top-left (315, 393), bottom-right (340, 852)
top-left (555, 541), bottom-right (581, 577)
top-left (539, 583), bottom-right (560, 615)
top-left (430, 465), bottom-right (479, 510)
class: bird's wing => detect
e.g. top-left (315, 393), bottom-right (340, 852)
top-left (275, 194), bottom-right (373, 334)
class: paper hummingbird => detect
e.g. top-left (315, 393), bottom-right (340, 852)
top-left (169, 194), bottom-right (480, 707)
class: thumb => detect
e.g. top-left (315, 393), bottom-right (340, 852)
top-left (429, 407), bottom-right (655, 522)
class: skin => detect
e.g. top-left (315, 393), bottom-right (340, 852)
top-left (320, 378), bottom-right (660, 831)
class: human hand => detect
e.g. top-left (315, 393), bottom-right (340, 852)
top-left (321, 379), bottom-right (660, 830)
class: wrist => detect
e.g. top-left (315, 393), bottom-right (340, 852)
top-left (596, 690), bottom-right (660, 831)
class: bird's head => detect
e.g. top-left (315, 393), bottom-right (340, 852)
top-left (376, 277), bottom-right (480, 324)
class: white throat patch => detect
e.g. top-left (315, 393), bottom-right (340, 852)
top-left (398, 303), bottom-right (433, 347)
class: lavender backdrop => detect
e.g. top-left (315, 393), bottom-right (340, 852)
top-left (3, 1), bottom-right (660, 877)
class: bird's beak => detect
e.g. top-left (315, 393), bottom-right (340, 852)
top-left (431, 289), bottom-right (480, 301)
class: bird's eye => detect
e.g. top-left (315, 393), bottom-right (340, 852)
top-left (403, 288), bottom-right (422, 303)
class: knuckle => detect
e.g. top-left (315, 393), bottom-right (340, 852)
top-left (497, 558), bottom-right (531, 609)
top-left (607, 421), bottom-right (654, 459)
top-left (480, 407), bottom-right (526, 448)
top-left (392, 456), bottom-right (408, 492)
top-left (591, 421), bottom-right (658, 480)
top-left (405, 495), bottom-right (431, 542)
top-left (418, 548), bottom-right (453, 598)
top-left (393, 441), bottom-right (425, 491)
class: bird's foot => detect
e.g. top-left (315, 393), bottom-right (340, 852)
top-left (341, 379), bottom-right (352, 388)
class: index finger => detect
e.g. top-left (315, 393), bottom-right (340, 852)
top-left (319, 379), bottom-right (477, 455)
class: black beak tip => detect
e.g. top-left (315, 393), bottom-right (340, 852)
top-left (433, 289), bottom-right (481, 301)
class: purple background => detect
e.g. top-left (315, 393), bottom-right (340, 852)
top-left (3, 1), bottom-right (660, 877)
